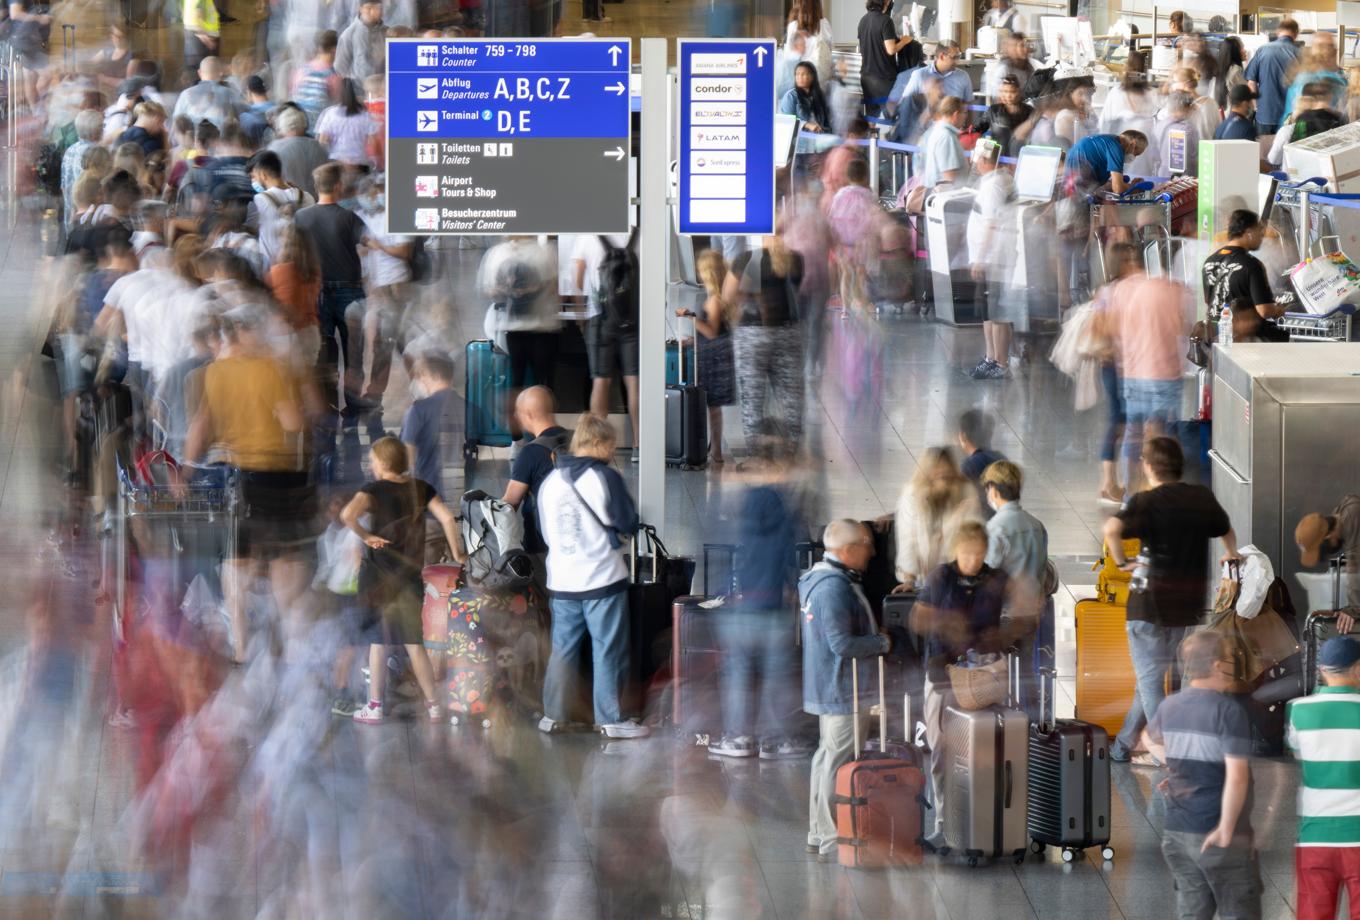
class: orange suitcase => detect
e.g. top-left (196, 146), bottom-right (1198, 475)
top-left (1074, 598), bottom-right (1137, 739)
top-left (421, 563), bottom-right (463, 654)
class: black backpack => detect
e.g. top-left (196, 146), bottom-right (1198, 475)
top-left (34, 142), bottom-right (64, 197)
top-left (597, 230), bottom-right (639, 332)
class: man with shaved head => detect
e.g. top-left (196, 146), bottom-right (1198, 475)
top-left (503, 386), bottom-right (570, 555)
top-left (798, 518), bottom-right (892, 862)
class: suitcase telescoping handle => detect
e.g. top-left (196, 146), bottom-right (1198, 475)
top-left (678, 312), bottom-right (698, 387)
top-left (1038, 666), bottom-right (1056, 732)
top-left (850, 655), bottom-right (888, 760)
top-left (1333, 552), bottom-right (1347, 612)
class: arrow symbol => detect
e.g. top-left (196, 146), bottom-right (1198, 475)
top-left (606, 81), bottom-right (626, 96)
top-left (753, 46), bottom-right (768, 67)
top-left (608, 44), bottom-right (624, 66)
top-left (603, 146), bottom-right (625, 161)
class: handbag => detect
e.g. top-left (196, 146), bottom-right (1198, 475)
top-left (947, 655), bottom-right (1008, 710)
top-left (1207, 563), bottom-right (1300, 689)
top-left (1288, 236), bottom-right (1360, 315)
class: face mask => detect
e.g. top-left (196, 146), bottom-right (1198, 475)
top-left (251, 181), bottom-right (264, 194)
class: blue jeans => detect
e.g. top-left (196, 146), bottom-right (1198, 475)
top-left (543, 590), bottom-right (629, 726)
top-left (1100, 362), bottom-right (1125, 463)
top-left (716, 607), bottom-right (798, 739)
top-left (1114, 620), bottom-right (1186, 756)
top-left (318, 283), bottom-right (364, 417)
top-left (1121, 377), bottom-right (1181, 467)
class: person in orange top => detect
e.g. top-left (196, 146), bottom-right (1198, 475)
top-left (265, 221), bottom-right (322, 367)
top-left (363, 73), bottom-right (387, 172)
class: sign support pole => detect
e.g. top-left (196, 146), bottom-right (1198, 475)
top-left (638, 38), bottom-right (668, 529)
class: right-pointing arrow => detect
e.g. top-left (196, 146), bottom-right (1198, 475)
top-left (604, 146), bottom-right (625, 161)
top-left (606, 81), bottom-right (626, 95)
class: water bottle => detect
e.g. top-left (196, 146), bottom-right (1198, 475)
top-left (1130, 553), bottom-right (1151, 593)
top-left (1217, 305), bottom-right (1233, 346)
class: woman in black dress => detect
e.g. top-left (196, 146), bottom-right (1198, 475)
top-left (342, 437), bottom-right (462, 724)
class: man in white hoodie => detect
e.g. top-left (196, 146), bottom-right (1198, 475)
top-left (335, 0), bottom-right (387, 83)
top-left (536, 413), bottom-right (649, 739)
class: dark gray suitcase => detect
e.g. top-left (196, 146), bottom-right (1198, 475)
top-left (665, 318), bottom-right (706, 469)
top-left (940, 653), bottom-right (1029, 866)
top-left (1026, 668), bottom-right (1114, 863)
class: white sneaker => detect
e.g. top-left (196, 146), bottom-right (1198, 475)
top-left (425, 701), bottom-right (444, 723)
top-left (538, 716), bottom-right (564, 734)
top-left (601, 721), bottom-right (651, 739)
top-left (353, 701), bottom-right (384, 724)
top-left (708, 734), bottom-right (757, 758)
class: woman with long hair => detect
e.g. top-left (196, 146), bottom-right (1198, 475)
top-left (315, 78), bottom-right (379, 167)
top-left (780, 61), bottom-right (832, 135)
top-left (675, 250), bottom-right (736, 465)
top-left (892, 446), bottom-right (984, 591)
top-left (786, 0), bottom-right (833, 82)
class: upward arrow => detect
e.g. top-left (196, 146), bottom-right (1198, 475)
top-left (753, 46), bottom-right (768, 67)
top-left (608, 44), bottom-right (624, 66)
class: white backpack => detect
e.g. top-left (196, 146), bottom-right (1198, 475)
top-left (460, 490), bottom-right (535, 591)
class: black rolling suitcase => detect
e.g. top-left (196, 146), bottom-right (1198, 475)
top-left (665, 316), bottom-right (706, 469)
top-left (1027, 667), bottom-right (1114, 864)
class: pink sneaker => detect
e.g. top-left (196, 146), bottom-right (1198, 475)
top-left (353, 701), bottom-right (384, 724)
top-left (425, 700), bottom-right (444, 723)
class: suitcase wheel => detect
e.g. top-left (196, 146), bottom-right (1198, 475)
top-left (967, 857), bottom-right (978, 868)
top-left (1029, 840), bottom-right (1045, 856)
top-left (1101, 846), bottom-right (1115, 862)
top-left (1061, 848), bottom-right (1076, 864)
top-left (1014, 854), bottom-right (1025, 865)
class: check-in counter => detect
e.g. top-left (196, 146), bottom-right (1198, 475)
top-left (1211, 343), bottom-right (1360, 598)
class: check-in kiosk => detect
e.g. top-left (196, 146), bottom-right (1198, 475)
top-left (1009, 145), bottom-right (1064, 333)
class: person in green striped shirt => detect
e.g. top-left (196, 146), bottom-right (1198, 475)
top-left (1286, 635), bottom-right (1360, 920)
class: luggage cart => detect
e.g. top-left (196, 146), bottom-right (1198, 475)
top-left (112, 461), bottom-right (239, 637)
top-left (1277, 303), bottom-right (1355, 341)
top-left (1087, 182), bottom-right (1174, 287)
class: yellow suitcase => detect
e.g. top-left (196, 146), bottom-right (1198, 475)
top-left (1094, 538), bottom-right (1141, 607)
top-left (1074, 598), bottom-right (1137, 739)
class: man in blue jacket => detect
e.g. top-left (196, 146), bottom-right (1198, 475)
top-left (800, 519), bottom-right (892, 862)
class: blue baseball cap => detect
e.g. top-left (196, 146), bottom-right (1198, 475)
top-left (1319, 636), bottom-right (1360, 671)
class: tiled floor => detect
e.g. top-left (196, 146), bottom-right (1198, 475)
top-left (0, 156), bottom-right (1312, 919)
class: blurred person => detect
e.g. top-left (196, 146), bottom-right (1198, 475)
top-left (980, 460), bottom-right (1048, 715)
top-left (292, 29), bottom-right (343, 131)
top-left (818, 117), bottom-right (870, 211)
top-left (786, 0), bottom-right (833, 83)
top-left (363, 73), bottom-right (387, 171)
top-left (499, 384), bottom-right (564, 556)
top-left (317, 78), bottom-right (380, 168)
top-left (799, 519), bottom-right (892, 861)
top-left (265, 222), bottom-right (323, 371)
top-left (919, 96), bottom-right (968, 191)
top-left (119, 101), bottom-right (169, 156)
top-left (402, 351), bottom-right (458, 502)
top-left (350, 176), bottom-right (412, 435)
top-left (1066, 130), bottom-right (1147, 196)
top-left (249, 150), bottom-right (315, 265)
top-left (571, 233), bottom-right (641, 458)
top-left (1104, 437), bottom-right (1239, 764)
top-left (1347, 66), bottom-right (1360, 124)
top-left (826, 157), bottom-right (879, 314)
top-left (1220, 36), bottom-right (1248, 97)
top-left (102, 81), bottom-right (148, 146)
top-left (1102, 255), bottom-right (1193, 484)
top-left (1295, 496), bottom-right (1360, 633)
top-left (957, 409), bottom-right (1006, 485)
top-left (1091, 241), bottom-right (1141, 504)
top-left (172, 57), bottom-right (240, 131)
top-left (184, 305), bottom-right (310, 664)
top-left (204, 184), bottom-right (267, 280)
top-left (897, 40), bottom-right (971, 108)
top-left (912, 522), bottom-right (1015, 847)
top-left (269, 106), bottom-right (330, 198)
top-left (335, 0), bottom-right (387, 83)
top-left (167, 119), bottom-right (217, 201)
top-left (295, 161), bottom-right (374, 426)
top-left (724, 236), bottom-right (806, 446)
top-left (1168, 66), bottom-right (1221, 145)
top-left (967, 139), bottom-right (1018, 378)
top-left (782, 200), bottom-right (835, 376)
top-left (536, 413), bottom-right (649, 739)
top-left (977, 75), bottom-right (1031, 156)
top-left (1060, 130), bottom-right (1148, 304)
top-left (1287, 635), bottom-right (1360, 920)
top-left (780, 62), bottom-right (832, 148)
top-left (990, 33), bottom-right (1034, 101)
top-left (131, 234), bottom-right (207, 393)
top-left (857, 0), bottom-right (916, 115)
top-left (676, 251), bottom-right (736, 465)
top-left (344, 437), bottom-right (462, 723)
top-left (1265, 84), bottom-right (1338, 167)
top-left (1283, 45), bottom-right (1347, 122)
top-left (182, 0), bottom-right (221, 77)
top-left (1246, 17), bottom-right (1301, 135)
top-left (1156, 92), bottom-right (1200, 177)
top-left (893, 446), bottom-right (984, 591)
top-left (61, 110), bottom-right (105, 230)
top-left (1228, 298), bottom-right (1269, 343)
top-left (479, 236), bottom-right (560, 448)
top-left (1216, 84), bottom-right (1259, 141)
top-left (983, 0), bottom-right (1023, 33)
top-left (91, 22), bottom-right (134, 87)
top-left (239, 75), bottom-right (275, 146)
top-left (1054, 83), bottom-right (1098, 146)
top-left (1202, 209), bottom-right (1288, 339)
top-left (139, 152), bottom-right (170, 200)
top-left (156, 313), bottom-right (220, 459)
top-left (1022, 91), bottom-right (1067, 151)
top-left (1144, 631), bottom-right (1261, 920)
top-left (708, 425), bottom-right (809, 760)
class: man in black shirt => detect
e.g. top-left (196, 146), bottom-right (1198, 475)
top-left (1103, 437), bottom-right (1241, 764)
top-left (294, 160), bottom-right (372, 424)
top-left (978, 75), bottom-right (1032, 156)
top-left (857, 0), bottom-right (915, 115)
top-left (502, 385), bottom-right (569, 554)
top-left (1201, 208), bottom-right (1289, 340)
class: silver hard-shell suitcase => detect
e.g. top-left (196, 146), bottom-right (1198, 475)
top-left (940, 653), bottom-right (1029, 866)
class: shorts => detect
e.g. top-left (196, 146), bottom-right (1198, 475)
top-left (585, 314), bottom-right (639, 379)
top-left (232, 470), bottom-right (318, 559)
top-left (1121, 378), bottom-right (1181, 426)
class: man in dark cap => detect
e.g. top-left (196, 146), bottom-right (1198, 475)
top-left (1297, 495), bottom-right (1360, 632)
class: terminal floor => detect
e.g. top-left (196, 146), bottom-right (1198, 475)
top-left (0, 186), bottom-right (1315, 918)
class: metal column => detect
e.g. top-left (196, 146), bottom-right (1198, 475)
top-left (637, 38), bottom-right (668, 529)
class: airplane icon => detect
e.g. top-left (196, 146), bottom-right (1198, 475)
top-left (416, 78), bottom-right (439, 98)
top-left (416, 111), bottom-right (439, 132)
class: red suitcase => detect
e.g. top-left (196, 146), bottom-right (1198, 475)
top-left (421, 563), bottom-right (463, 655)
top-left (834, 656), bottom-right (927, 869)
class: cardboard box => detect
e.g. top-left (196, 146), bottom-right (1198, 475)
top-left (1283, 122), bottom-right (1360, 193)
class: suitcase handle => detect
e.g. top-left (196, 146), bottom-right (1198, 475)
top-left (1038, 666), bottom-right (1055, 732)
top-left (677, 312), bottom-right (698, 387)
top-left (1003, 760), bottom-right (1013, 809)
top-left (851, 655), bottom-right (889, 760)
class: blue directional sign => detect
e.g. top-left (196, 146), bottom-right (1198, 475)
top-left (677, 39), bottom-right (777, 236)
top-left (386, 38), bottom-right (631, 235)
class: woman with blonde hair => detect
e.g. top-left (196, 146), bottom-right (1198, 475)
top-left (342, 437), bottom-right (463, 723)
top-left (675, 249), bottom-right (736, 465)
top-left (722, 236), bottom-right (807, 445)
top-left (892, 447), bottom-right (984, 591)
